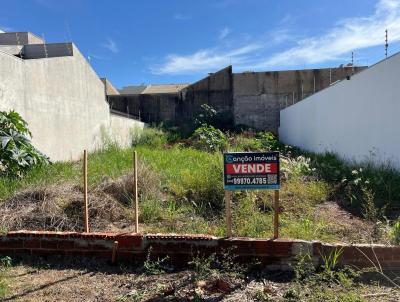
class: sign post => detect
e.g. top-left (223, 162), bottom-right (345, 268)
top-left (223, 151), bottom-right (280, 238)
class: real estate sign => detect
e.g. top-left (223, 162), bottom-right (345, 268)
top-left (223, 152), bottom-right (280, 190)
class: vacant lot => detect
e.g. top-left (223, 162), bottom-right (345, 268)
top-left (1, 128), bottom-right (399, 245)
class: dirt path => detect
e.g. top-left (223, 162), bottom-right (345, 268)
top-left (2, 255), bottom-right (400, 302)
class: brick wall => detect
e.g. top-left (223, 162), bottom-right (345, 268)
top-left (1, 231), bottom-right (399, 270)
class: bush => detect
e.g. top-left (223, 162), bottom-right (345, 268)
top-left (191, 124), bottom-right (227, 152)
top-left (131, 127), bottom-right (167, 148)
top-left (0, 110), bottom-right (49, 177)
top-left (257, 131), bottom-right (282, 151)
top-left (391, 220), bottom-right (400, 245)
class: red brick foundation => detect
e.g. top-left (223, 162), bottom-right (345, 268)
top-left (1, 231), bottom-right (399, 270)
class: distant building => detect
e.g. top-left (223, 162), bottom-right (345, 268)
top-left (119, 84), bottom-right (189, 95)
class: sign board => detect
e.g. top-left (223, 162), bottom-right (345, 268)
top-left (223, 152), bottom-right (280, 190)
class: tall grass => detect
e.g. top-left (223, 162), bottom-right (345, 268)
top-left (1, 126), bottom-right (398, 243)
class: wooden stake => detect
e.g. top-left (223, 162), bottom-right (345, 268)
top-left (225, 190), bottom-right (232, 237)
top-left (111, 241), bottom-right (119, 264)
top-left (273, 190), bottom-right (280, 239)
top-left (83, 150), bottom-right (89, 233)
top-left (133, 150), bottom-right (139, 233)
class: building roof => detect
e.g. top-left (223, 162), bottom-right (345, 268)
top-left (100, 78), bottom-right (120, 95)
top-left (119, 85), bottom-right (147, 95)
top-left (141, 84), bottom-right (189, 94)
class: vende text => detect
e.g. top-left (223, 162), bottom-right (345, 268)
top-left (226, 163), bottom-right (278, 174)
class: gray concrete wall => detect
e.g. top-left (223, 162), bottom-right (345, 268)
top-left (23, 43), bottom-right (73, 59)
top-left (109, 113), bottom-right (144, 147)
top-left (280, 54), bottom-right (400, 169)
top-left (233, 67), bottom-right (366, 133)
top-left (0, 32), bottom-right (44, 45)
top-left (0, 45), bottom-right (140, 161)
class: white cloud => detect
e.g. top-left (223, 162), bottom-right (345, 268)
top-left (0, 25), bottom-right (12, 33)
top-left (173, 13), bottom-right (191, 21)
top-left (152, 0), bottom-right (400, 75)
top-left (151, 44), bottom-right (261, 75)
top-left (102, 38), bottom-right (119, 54)
top-left (219, 27), bottom-right (231, 40)
top-left (257, 0), bottom-right (400, 68)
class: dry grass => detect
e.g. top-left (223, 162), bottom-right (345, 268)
top-left (0, 161), bottom-right (163, 232)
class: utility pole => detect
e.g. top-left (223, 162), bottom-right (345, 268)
top-left (385, 29), bottom-right (389, 59)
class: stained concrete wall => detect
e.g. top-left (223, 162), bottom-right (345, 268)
top-left (179, 66), bottom-right (233, 128)
top-left (0, 45), bottom-right (141, 161)
top-left (23, 43), bottom-right (73, 59)
top-left (279, 53), bottom-right (400, 169)
top-left (0, 32), bottom-right (44, 45)
top-left (233, 67), bottom-right (366, 133)
top-left (109, 113), bottom-right (144, 147)
top-left (108, 66), bottom-right (233, 130)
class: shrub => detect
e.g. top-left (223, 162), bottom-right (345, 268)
top-left (191, 124), bottom-right (227, 152)
top-left (229, 135), bottom-right (262, 151)
top-left (257, 131), bottom-right (282, 151)
top-left (131, 127), bottom-right (167, 148)
top-left (281, 155), bottom-right (314, 179)
top-left (194, 104), bottom-right (217, 127)
top-left (391, 220), bottom-right (400, 245)
top-left (0, 110), bottom-right (49, 177)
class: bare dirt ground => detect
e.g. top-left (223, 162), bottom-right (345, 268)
top-left (314, 201), bottom-right (389, 244)
top-left (2, 255), bottom-right (400, 302)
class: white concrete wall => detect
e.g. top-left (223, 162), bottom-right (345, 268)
top-left (279, 53), bottom-right (400, 168)
top-left (0, 45), bottom-right (141, 161)
top-left (109, 114), bottom-right (144, 147)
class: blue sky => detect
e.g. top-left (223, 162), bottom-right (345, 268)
top-left (1, 0), bottom-right (400, 88)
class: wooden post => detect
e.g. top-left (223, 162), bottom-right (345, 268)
top-left (83, 150), bottom-right (89, 233)
top-left (111, 241), bottom-right (118, 264)
top-left (273, 190), bottom-right (280, 239)
top-left (133, 150), bottom-right (139, 233)
top-left (225, 190), bottom-right (232, 237)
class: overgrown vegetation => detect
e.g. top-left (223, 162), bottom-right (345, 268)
top-left (0, 110), bottom-right (49, 177)
top-left (282, 249), bottom-right (366, 302)
top-left (1, 106), bottom-right (400, 243)
top-left (0, 256), bottom-right (12, 298)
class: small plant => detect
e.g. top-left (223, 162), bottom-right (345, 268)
top-left (257, 132), bottom-right (281, 151)
top-left (131, 127), bottom-right (167, 148)
top-left (293, 251), bottom-right (316, 280)
top-left (0, 110), bottom-right (49, 177)
top-left (191, 124), bottom-right (227, 152)
top-left (0, 257), bottom-right (11, 269)
top-left (0, 256), bottom-right (12, 298)
top-left (189, 253), bottom-right (216, 280)
top-left (143, 247), bottom-right (169, 275)
top-left (391, 220), bottom-right (400, 245)
top-left (320, 247), bottom-right (343, 274)
top-left (194, 104), bottom-right (217, 127)
top-left (281, 155), bottom-right (314, 179)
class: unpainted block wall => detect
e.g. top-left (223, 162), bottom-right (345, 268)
top-left (233, 67), bottom-right (366, 133)
top-left (108, 66), bottom-right (233, 129)
top-left (279, 53), bottom-right (400, 170)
